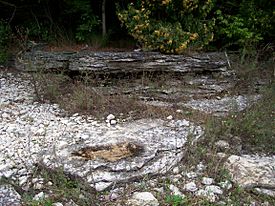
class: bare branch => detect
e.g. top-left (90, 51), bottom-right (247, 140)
top-left (0, 0), bottom-right (17, 23)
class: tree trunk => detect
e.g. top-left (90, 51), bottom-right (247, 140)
top-left (102, 0), bottom-right (106, 36)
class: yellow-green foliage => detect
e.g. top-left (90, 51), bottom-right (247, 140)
top-left (117, 0), bottom-right (215, 54)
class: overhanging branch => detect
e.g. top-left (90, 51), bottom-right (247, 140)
top-left (0, 0), bottom-right (17, 23)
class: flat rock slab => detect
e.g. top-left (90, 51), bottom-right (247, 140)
top-left (226, 155), bottom-right (275, 197)
top-left (16, 51), bottom-right (227, 74)
top-left (41, 119), bottom-right (203, 191)
top-left (183, 95), bottom-right (261, 116)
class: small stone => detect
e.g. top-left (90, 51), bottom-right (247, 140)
top-left (2, 113), bottom-right (9, 119)
top-left (153, 187), bottom-right (164, 193)
top-left (128, 192), bottom-right (159, 206)
top-left (196, 162), bottom-right (206, 172)
top-left (57, 141), bottom-right (68, 148)
top-left (218, 180), bottom-right (232, 190)
top-left (35, 128), bottom-right (45, 136)
top-left (217, 152), bottom-right (227, 158)
top-left (18, 176), bottom-right (28, 186)
top-left (185, 171), bottom-right (197, 179)
top-left (195, 189), bottom-right (216, 202)
top-left (166, 115), bottom-right (173, 120)
top-left (172, 167), bottom-right (180, 174)
top-left (33, 182), bottom-right (44, 190)
top-left (205, 185), bottom-right (223, 195)
top-left (184, 182), bottom-right (198, 192)
top-left (108, 193), bottom-right (119, 201)
top-left (202, 177), bottom-right (214, 185)
top-left (176, 109), bottom-right (183, 113)
top-left (110, 119), bottom-right (117, 125)
top-left (169, 184), bottom-right (185, 197)
top-left (215, 140), bottom-right (230, 150)
top-left (52, 203), bottom-right (63, 206)
top-left (172, 174), bottom-right (182, 183)
top-left (80, 134), bottom-right (90, 140)
top-left (106, 114), bottom-right (115, 121)
top-left (148, 179), bottom-right (158, 187)
top-left (64, 200), bottom-right (79, 206)
top-left (94, 182), bottom-right (112, 191)
top-left (47, 181), bottom-right (53, 186)
top-left (3, 170), bottom-right (14, 178)
top-left (33, 192), bottom-right (46, 201)
top-left (254, 188), bottom-right (275, 197)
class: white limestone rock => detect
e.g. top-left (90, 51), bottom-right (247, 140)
top-left (172, 166), bottom-right (180, 174)
top-left (205, 185), bottom-right (223, 195)
top-left (185, 171), bottom-right (197, 179)
top-left (166, 115), bottom-right (173, 120)
top-left (106, 114), bottom-right (115, 121)
top-left (110, 119), bottom-right (117, 125)
top-left (184, 182), bottom-right (198, 192)
top-left (195, 189), bottom-right (217, 202)
top-left (128, 192), bottom-right (159, 206)
top-left (184, 95), bottom-right (261, 116)
top-left (226, 155), bottom-right (275, 194)
top-left (169, 184), bottom-right (185, 197)
top-left (215, 140), bottom-right (230, 150)
top-left (94, 182), bottom-right (112, 191)
top-left (202, 177), bottom-right (214, 185)
top-left (218, 180), bottom-right (232, 190)
top-left (52, 203), bottom-right (63, 206)
top-left (33, 192), bottom-right (47, 201)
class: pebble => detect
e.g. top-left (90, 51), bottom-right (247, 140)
top-left (110, 119), bottom-right (117, 125)
top-left (218, 180), bottom-right (232, 190)
top-left (52, 203), bottom-right (63, 206)
top-left (106, 114), bottom-right (115, 121)
top-left (169, 184), bottom-right (185, 197)
top-left (196, 162), bottom-right (206, 172)
top-left (184, 182), bottom-right (198, 192)
top-left (215, 140), bottom-right (230, 150)
top-left (196, 189), bottom-right (217, 202)
top-left (205, 185), bottom-right (223, 195)
top-left (176, 109), bottom-right (183, 113)
top-left (33, 191), bottom-right (47, 201)
top-left (166, 115), bottom-right (173, 120)
top-left (128, 192), bottom-right (159, 206)
top-left (172, 166), bottom-right (180, 174)
top-left (202, 177), bottom-right (214, 185)
top-left (185, 171), bottom-right (197, 179)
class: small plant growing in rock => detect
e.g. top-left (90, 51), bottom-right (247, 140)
top-left (165, 194), bottom-right (186, 206)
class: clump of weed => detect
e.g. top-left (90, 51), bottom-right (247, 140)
top-left (231, 84), bottom-right (275, 154)
top-left (21, 164), bottom-right (97, 206)
top-left (165, 194), bottom-right (187, 206)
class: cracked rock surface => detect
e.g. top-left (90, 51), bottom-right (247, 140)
top-left (226, 155), bottom-right (275, 196)
top-left (0, 71), bottom-right (203, 193)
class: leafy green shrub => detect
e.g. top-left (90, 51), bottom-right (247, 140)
top-left (62, 0), bottom-right (100, 42)
top-left (23, 21), bottom-right (54, 42)
top-left (75, 13), bottom-right (100, 41)
top-left (0, 21), bottom-right (11, 64)
top-left (214, 0), bottom-right (274, 49)
top-left (117, 0), bottom-right (215, 54)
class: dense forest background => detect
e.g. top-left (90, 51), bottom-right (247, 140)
top-left (0, 0), bottom-right (274, 63)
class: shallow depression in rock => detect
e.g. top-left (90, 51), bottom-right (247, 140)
top-left (71, 142), bottom-right (144, 162)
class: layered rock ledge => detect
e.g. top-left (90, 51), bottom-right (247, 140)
top-left (16, 51), bottom-right (228, 74)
